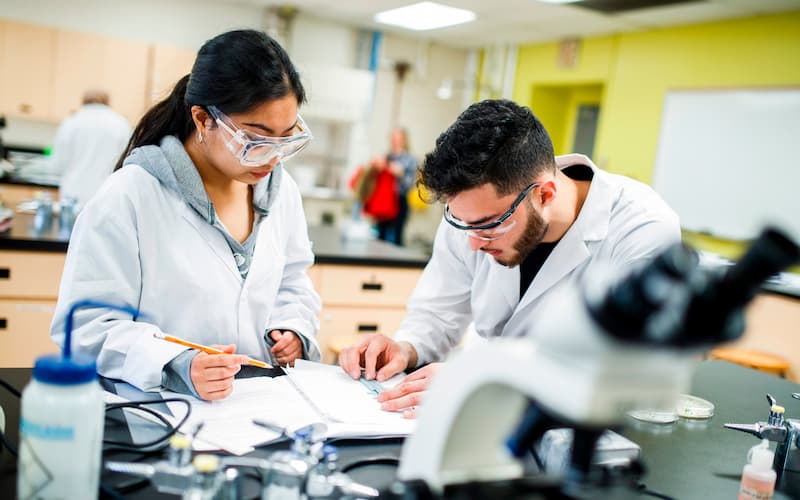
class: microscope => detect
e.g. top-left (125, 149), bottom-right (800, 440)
top-left (395, 228), bottom-right (800, 499)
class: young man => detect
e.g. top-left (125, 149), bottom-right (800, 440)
top-left (339, 99), bottom-right (680, 416)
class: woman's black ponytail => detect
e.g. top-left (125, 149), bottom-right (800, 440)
top-left (114, 74), bottom-right (194, 171)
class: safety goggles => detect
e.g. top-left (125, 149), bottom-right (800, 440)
top-left (206, 105), bottom-right (312, 167)
top-left (444, 182), bottom-right (539, 241)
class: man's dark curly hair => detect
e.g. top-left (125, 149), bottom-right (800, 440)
top-left (419, 99), bottom-right (556, 201)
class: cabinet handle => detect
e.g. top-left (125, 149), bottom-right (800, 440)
top-left (0, 318), bottom-right (6, 329)
top-left (357, 324), bottom-right (378, 332)
top-left (361, 282), bottom-right (383, 291)
top-left (0, 268), bottom-right (8, 279)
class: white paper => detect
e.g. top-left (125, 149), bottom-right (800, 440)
top-left (162, 361), bottom-right (415, 455)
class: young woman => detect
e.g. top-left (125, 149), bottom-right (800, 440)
top-left (50, 30), bottom-right (321, 401)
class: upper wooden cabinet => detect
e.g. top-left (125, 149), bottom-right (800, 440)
top-left (51, 30), bottom-right (149, 125)
top-left (0, 20), bottom-right (56, 120)
top-left (148, 44), bottom-right (196, 107)
top-left (0, 19), bottom-right (184, 125)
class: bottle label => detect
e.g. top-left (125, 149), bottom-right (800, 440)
top-left (739, 484), bottom-right (774, 500)
top-left (20, 418), bottom-right (74, 440)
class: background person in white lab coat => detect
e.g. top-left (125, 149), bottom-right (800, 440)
top-left (51, 30), bottom-right (321, 401)
top-left (339, 99), bottom-right (681, 416)
top-left (51, 89), bottom-right (131, 207)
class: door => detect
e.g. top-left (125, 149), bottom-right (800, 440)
top-left (572, 104), bottom-right (600, 157)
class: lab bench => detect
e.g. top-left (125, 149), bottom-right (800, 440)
top-left (0, 214), bottom-right (428, 368)
top-left (0, 360), bottom-right (798, 498)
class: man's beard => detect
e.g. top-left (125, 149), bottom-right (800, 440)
top-left (495, 202), bottom-right (547, 268)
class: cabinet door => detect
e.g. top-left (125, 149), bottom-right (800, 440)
top-left (0, 299), bottom-right (59, 368)
top-left (50, 30), bottom-right (105, 121)
top-left (148, 44), bottom-right (196, 107)
top-left (102, 37), bottom-right (148, 124)
top-left (51, 30), bottom-right (148, 124)
top-left (0, 20), bottom-right (55, 120)
top-left (0, 251), bottom-right (66, 299)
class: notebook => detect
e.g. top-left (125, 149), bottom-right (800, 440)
top-left (162, 360), bottom-right (415, 455)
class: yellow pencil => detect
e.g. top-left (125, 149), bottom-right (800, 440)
top-left (153, 332), bottom-right (272, 369)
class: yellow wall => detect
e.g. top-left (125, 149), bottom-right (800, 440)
top-left (513, 12), bottom-right (800, 182)
top-left (513, 12), bottom-right (800, 259)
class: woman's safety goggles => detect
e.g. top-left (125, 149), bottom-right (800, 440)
top-left (207, 105), bottom-right (312, 167)
top-left (444, 182), bottom-right (539, 241)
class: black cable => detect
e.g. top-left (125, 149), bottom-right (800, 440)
top-left (340, 456), bottom-right (400, 474)
top-left (0, 378), bottom-right (21, 398)
top-left (0, 376), bottom-right (20, 457)
top-left (102, 397), bottom-right (191, 451)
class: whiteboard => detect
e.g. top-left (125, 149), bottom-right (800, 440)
top-left (652, 89), bottom-right (800, 241)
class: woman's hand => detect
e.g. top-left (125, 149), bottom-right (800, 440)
top-left (190, 344), bottom-right (248, 401)
top-left (269, 330), bottom-right (303, 366)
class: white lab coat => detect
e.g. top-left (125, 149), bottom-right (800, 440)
top-left (394, 154), bottom-right (681, 366)
top-left (50, 164), bottom-right (321, 391)
top-left (51, 103), bottom-right (131, 207)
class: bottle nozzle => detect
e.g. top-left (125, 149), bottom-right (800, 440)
top-left (64, 300), bottom-right (140, 358)
top-left (747, 439), bottom-right (775, 471)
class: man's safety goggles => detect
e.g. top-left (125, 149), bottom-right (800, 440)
top-left (444, 182), bottom-right (539, 241)
top-left (207, 105), bottom-right (312, 167)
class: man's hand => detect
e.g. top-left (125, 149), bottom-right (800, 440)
top-left (338, 333), bottom-right (418, 382)
top-left (190, 344), bottom-right (248, 401)
top-left (377, 363), bottom-right (441, 419)
top-left (269, 330), bottom-right (303, 366)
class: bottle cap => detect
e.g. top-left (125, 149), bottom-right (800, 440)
top-left (193, 454), bottom-right (220, 473)
top-left (747, 439), bottom-right (775, 471)
top-left (169, 433), bottom-right (192, 450)
top-left (32, 354), bottom-right (97, 385)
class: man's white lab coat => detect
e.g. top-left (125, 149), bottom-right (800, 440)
top-left (394, 154), bottom-right (681, 366)
top-left (51, 103), bottom-right (131, 207)
top-left (50, 164), bottom-right (321, 391)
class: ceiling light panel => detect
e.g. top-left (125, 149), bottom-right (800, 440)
top-left (374, 2), bottom-right (477, 31)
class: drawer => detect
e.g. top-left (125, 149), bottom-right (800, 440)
top-left (317, 306), bottom-right (406, 364)
top-left (0, 299), bottom-right (60, 367)
top-left (317, 265), bottom-right (421, 307)
top-left (0, 250), bottom-right (66, 298)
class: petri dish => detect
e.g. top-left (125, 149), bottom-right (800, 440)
top-left (675, 394), bottom-right (714, 419)
top-left (627, 409), bottom-right (679, 424)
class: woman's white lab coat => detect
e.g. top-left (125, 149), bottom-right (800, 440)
top-left (50, 164), bottom-right (321, 391)
top-left (393, 155), bottom-right (682, 366)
